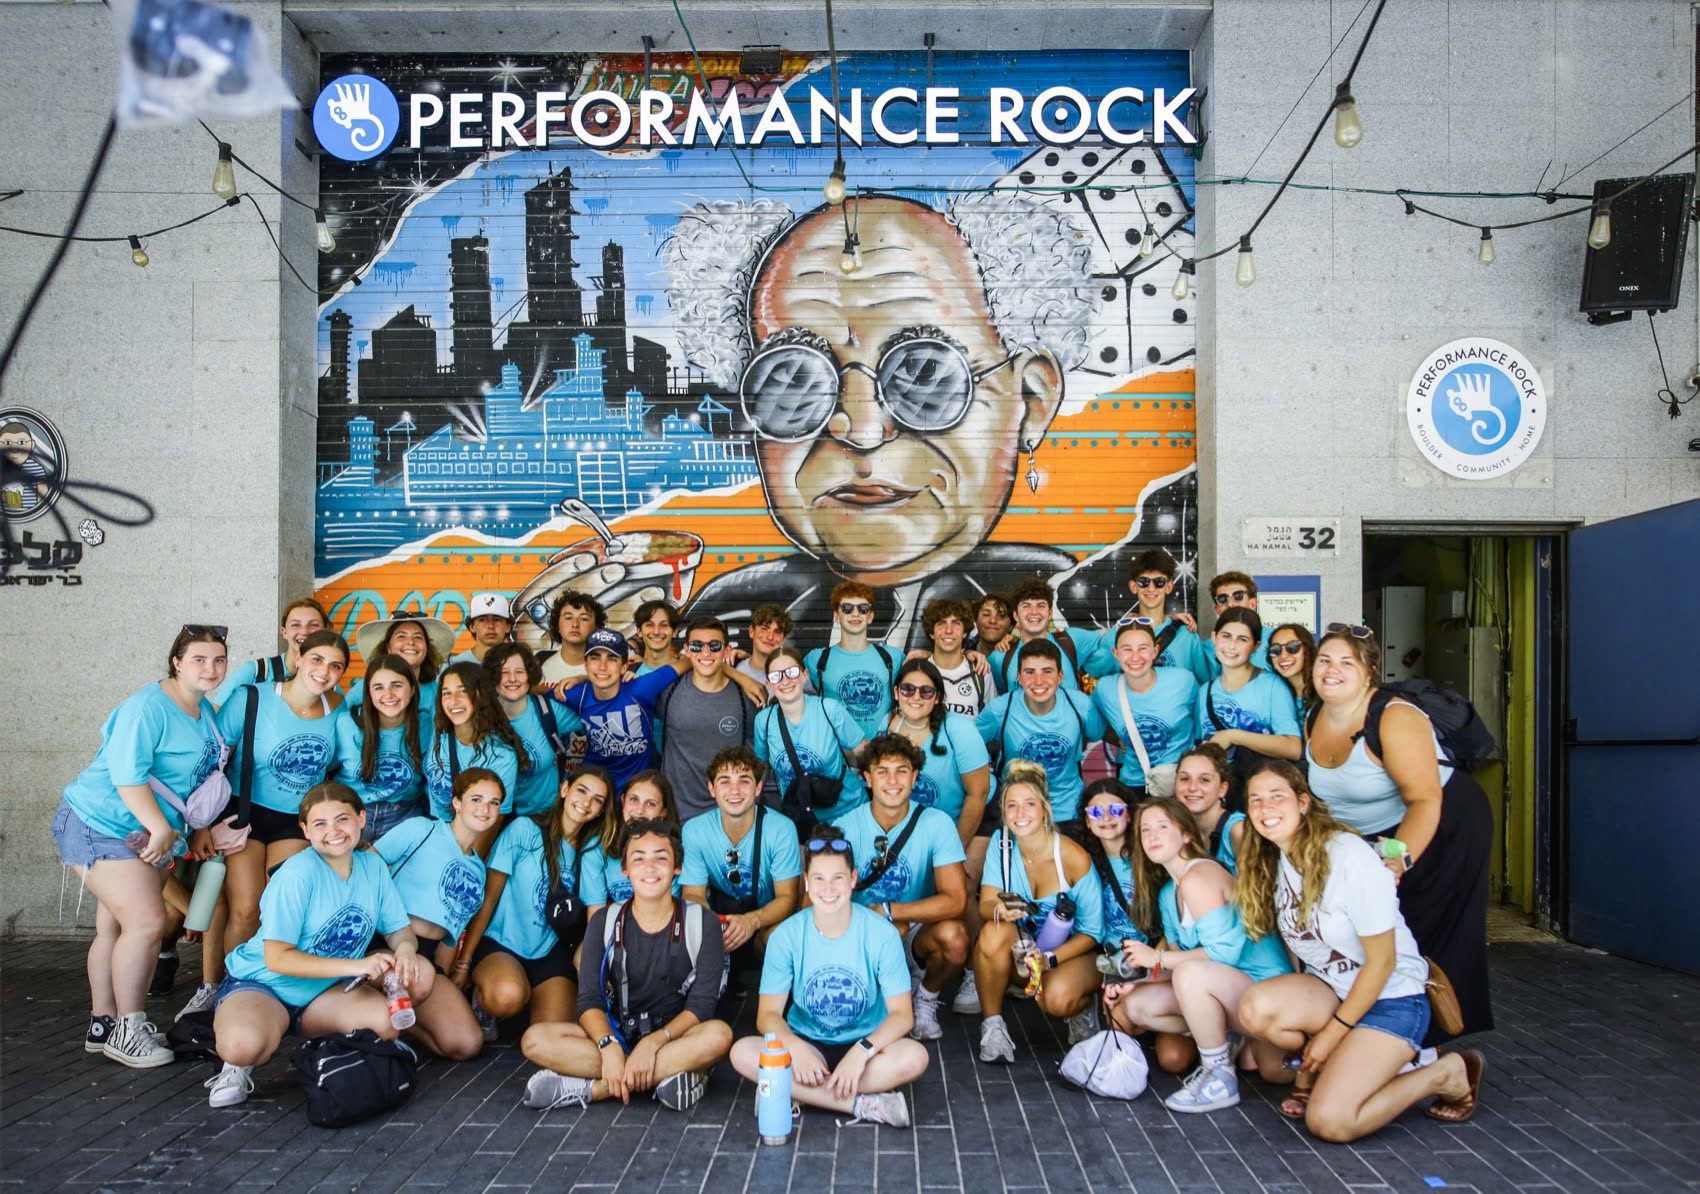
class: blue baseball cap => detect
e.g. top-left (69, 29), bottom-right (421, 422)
top-left (584, 627), bottom-right (629, 660)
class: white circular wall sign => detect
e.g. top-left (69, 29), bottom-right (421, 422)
top-left (1406, 337), bottom-right (1547, 479)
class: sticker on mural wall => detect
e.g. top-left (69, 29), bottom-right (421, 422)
top-left (1405, 337), bottom-right (1547, 480)
top-left (312, 50), bottom-right (1202, 665)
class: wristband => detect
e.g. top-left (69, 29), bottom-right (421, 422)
top-left (1153, 949), bottom-right (1164, 976)
top-left (1332, 1012), bottom-right (1357, 1030)
top-left (857, 1036), bottom-right (876, 1055)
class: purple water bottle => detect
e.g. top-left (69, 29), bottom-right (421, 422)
top-left (1035, 893), bottom-right (1077, 952)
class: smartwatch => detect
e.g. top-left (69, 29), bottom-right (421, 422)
top-left (1043, 950), bottom-right (1058, 970)
top-left (597, 1034), bottom-right (619, 1051)
top-left (856, 1036), bottom-right (876, 1055)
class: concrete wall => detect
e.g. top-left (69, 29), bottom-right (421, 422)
top-left (0, 2), bottom-right (317, 934)
top-left (1196, 0), bottom-right (1698, 613)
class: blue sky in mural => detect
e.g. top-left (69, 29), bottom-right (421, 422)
top-left (318, 50), bottom-right (1194, 364)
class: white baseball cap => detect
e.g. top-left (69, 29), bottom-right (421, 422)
top-left (467, 592), bottom-right (513, 622)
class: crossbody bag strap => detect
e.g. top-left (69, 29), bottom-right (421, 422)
top-left (388, 819), bottom-right (435, 878)
top-left (773, 707), bottom-right (808, 781)
top-left (447, 731), bottom-right (462, 781)
top-left (532, 694), bottom-right (568, 768)
top-left (1117, 678), bottom-right (1156, 778)
top-left (855, 806), bottom-right (924, 892)
top-left (234, 684), bottom-right (259, 828)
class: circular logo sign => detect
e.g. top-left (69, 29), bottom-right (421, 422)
top-left (0, 406), bottom-right (67, 523)
top-left (313, 74), bottom-right (400, 162)
top-left (1406, 338), bottom-right (1546, 479)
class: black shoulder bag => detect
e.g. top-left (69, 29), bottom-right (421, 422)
top-left (294, 1029), bottom-right (418, 1127)
top-left (772, 706), bottom-right (843, 834)
top-left (545, 835), bottom-right (589, 949)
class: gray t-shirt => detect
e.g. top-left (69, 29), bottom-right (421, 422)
top-left (659, 676), bottom-right (758, 821)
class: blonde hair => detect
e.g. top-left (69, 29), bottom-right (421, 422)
top-left (1235, 761), bottom-right (1356, 941)
top-left (1130, 798), bottom-right (1209, 938)
top-left (999, 759), bottom-right (1055, 837)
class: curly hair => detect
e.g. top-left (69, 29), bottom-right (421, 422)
top-left (1235, 760), bottom-right (1357, 942)
top-left (434, 661), bottom-right (525, 758)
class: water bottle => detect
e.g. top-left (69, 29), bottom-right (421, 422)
top-left (184, 853), bottom-right (226, 932)
top-left (124, 829), bottom-right (174, 871)
top-left (383, 970), bottom-right (416, 1030)
top-left (1035, 893), bottom-right (1077, 952)
top-left (755, 1033), bottom-right (793, 1145)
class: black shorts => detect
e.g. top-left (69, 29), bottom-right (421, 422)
top-left (247, 803), bottom-right (306, 845)
top-left (799, 1035), bottom-right (858, 1069)
top-left (367, 932), bottom-right (447, 974)
top-left (471, 932), bottom-right (575, 988)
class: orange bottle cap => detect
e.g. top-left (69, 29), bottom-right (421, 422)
top-left (759, 1035), bottom-right (790, 1066)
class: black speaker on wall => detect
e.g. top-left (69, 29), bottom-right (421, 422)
top-left (1579, 172), bottom-right (1694, 324)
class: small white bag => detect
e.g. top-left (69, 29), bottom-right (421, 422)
top-left (1058, 1029), bottom-right (1149, 1100)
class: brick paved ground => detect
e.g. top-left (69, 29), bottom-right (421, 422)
top-left (2, 934), bottom-right (1697, 1192)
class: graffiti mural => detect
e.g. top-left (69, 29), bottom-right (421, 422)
top-left (314, 50), bottom-right (1199, 667)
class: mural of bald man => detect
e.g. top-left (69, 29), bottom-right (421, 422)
top-left (665, 193), bottom-right (1115, 646)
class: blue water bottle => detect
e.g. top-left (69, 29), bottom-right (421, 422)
top-left (1035, 893), bottom-right (1077, 952)
top-left (756, 1033), bottom-right (793, 1145)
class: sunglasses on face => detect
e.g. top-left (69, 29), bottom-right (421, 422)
top-left (180, 623), bottom-right (229, 640)
top-left (1085, 802), bottom-right (1129, 820)
top-left (740, 327), bottom-right (1017, 442)
top-left (724, 847), bottom-right (743, 888)
top-left (897, 682), bottom-right (937, 700)
top-left (1326, 622), bottom-right (1375, 640)
top-left (766, 664), bottom-right (804, 684)
top-left (804, 835), bottom-right (852, 854)
top-left (1268, 641), bottom-right (1306, 658)
top-left (1132, 577), bottom-right (1170, 589)
top-left (1213, 590), bottom-right (1251, 606)
top-left (685, 640), bottom-right (727, 653)
top-left (838, 602), bottom-right (873, 616)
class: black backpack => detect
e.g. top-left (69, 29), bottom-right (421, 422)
top-left (294, 1029), bottom-right (419, 1128)
top-left (1306, 679), bottom-right (1498, 771)
top-left (167, 1004), bottom-right (218, 1060)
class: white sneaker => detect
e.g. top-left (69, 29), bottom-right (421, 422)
top-left (951, 973), bottom-right (981, 1015)
top-left (850, 1091), bottom-right (910, 1128)
top-left (205, 1063), bottom-right (254, 1108)
top-left (1163, 1065), bottom-right (1240, 1114)
top-left (1066, 1004), bottom-right (1100, 1045)
top-left (523, 1069), bottom-right (595, 1110)
top-left (910, 986), bottom-right (943, 1041)
top-left (103, 1012), bottom-right (174, 1068)
top-left (176, 982), bottom-right (217, 1021)
top-left (978, 1015), bottom-right (1016, 1064)
top-left (655, 1068), bottom-right (707, 1111)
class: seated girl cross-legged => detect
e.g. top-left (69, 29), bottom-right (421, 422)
top-left (204, 782), bottom-right (420, 1108)
top-left (1235, 762), bottom-right (1485, 1142)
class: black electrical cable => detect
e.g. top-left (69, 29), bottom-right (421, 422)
top-left (0, 197), bottom-right (238, 243)
top-left (1647, 311), bottom-right (1691, 418)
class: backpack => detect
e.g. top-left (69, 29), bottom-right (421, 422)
top-left (988, 687), bottom-right (1088, 771)
top-left (1304, 679), bottom-right (1498, 771)
top-left (166, 1003), bottom-right (217, 1060)
top-left (252, 653), bottom-right (288, 683)
top-left (599, 899), bottom-right (707, 1039)
top-left (813, 643), bottom-right (897, 699)
top-left (293, 1029), bottom-right (419, 1127)
top-left (997, 631), bottom-right (1088, 693)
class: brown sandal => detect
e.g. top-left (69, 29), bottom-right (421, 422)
top-left (1425, 1049), bottom-right (1485, 1123)
top-left (1278, 1069), bottom-right (1314, 1119)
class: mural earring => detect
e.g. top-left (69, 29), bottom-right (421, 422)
top-left (1023, 437), bottom-right (1041, 492)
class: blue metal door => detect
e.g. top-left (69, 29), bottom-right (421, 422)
top-left (1565, 499), bottom-right (1700, 973)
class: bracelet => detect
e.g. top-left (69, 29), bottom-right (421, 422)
top-left (661, 1026), bottom-right (673, 1044)
top-left (1332, 1012), bottom-right (1357, 1030)
top-left (1153, 949), bottom-right (1164, 976)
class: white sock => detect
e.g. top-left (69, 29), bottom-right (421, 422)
top-left (983, 1013), bottom-right (1005, 1028)
top-left (1199, 1043), bottom-right (1232, 1072)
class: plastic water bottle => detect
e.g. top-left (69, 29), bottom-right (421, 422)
top-left (755, 1033), bottom-right (793, 1145)
top-left (184, 854), bottom-right (226, 932)
top-left (1035, 893), bottom-right (1077, 952)
top-left (124, 830), bottom-right (174, 871)
top-left (382, 971), bottom-right (416, 1030)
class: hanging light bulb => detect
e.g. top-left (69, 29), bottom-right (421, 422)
top-left (1171, 259), bottom-right (1194, 301)
top-left (314, 209), bottom-right (336, 253)
top-left (1587, 205), bottom-right (1612, 251)
top-left (839, 234), bottom-right (862, 274)
top-left (1477, 227), bottom-right (1496, 266)
top-left (1333, 82), bottom-right (1363, 149)
top-left (1235, 236), bottom-right (1257, 287)
top-left (212, 142), bottom-right (237, 200)
top-left (1137, 223), bottom-right (1157, 259)
top-left (824, 158), bottom-right (847, 206)
top-left (128, 235), bottom-right (148, 268)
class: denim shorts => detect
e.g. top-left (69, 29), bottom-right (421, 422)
top-left (51, 799), bottom-right (141, 869)
top-left (215, 976), bottom-right (308, 1035)
top-left (1354, 993), bottom-right (1431, 1054)
top-left (364, 798), bottom-right (427, 843)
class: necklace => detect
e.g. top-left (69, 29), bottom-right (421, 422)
top-left (1314, 689), bottom-right (1370, 766)
top-left (897, 715), bottom-right (930, 733)
top-left (281, 686), bottom-right (322, 717)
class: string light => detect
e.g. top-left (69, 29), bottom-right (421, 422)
top-left (824, 159), bottom-right (847, 206)
top-left (1333, 82), bottom-right (1363, 148)
top-left (1138, 223), bottom-right (1156, 259)
top-left (212, 142), bottom-right (237, 200)
top-left (1235, 235), bottom-right (1257, 287)
top-left (1171, 259), bottom-right (1194, 300)
top-left (128, 235), bottom-right (148, 267)
top-left (839, 232), bottom-right (862, 273)
top-left (314, 209), bottom-right (336, 252)
top-left (1587, 204), bottom-right (1613, 250)
top-left (1477, 227), bottom-right (1496, 266)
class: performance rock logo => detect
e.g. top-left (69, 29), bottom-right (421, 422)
top-left (313, 74), bottom-right (399, 162)
top-left (270, 735), bottom-right (334, 795)
top-left (310, 904), bottom-right (377, 958)
top-left (440, 859), bottom-right (485, 925)
top-left (802, 965), bottom-right (870, 1032)
top-left (1406, 337), bottom-right (1547, 480)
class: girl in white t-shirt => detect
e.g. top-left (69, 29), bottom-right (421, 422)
top-left (1235, 762), bottom-right (1485, 1143)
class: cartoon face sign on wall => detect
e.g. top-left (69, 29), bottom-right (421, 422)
top-left (313, 50), bottom-right (1201, 666)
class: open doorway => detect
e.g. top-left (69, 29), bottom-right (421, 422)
top-left (1361, 529), bottom-right (1562, 932)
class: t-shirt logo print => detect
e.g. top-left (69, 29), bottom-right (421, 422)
top-left (191, 734), bottom-right (221, 790)
top-left (440, 860), bottom-right (484, 923)
top-left (1017, 732), bottom-right (1072, 774)
top-left (1131, 714), bottom-right (1173, 756)
top-left (861, 854), bottom-right (914, 901)
top-left (271, 735), bottom-right (333, 793)
top-left (837, 671), bottom-right (885, 719)
top-left (586, 708), bottom-right (650, 759)
top-left (310, 904), bottom-right (377, 958)
top-left (910, 773), bottom-right (941, 807)
top-left (803, 965), bottom-right (870, 1032)
top-left (373, 753), bottom-right (413, 799)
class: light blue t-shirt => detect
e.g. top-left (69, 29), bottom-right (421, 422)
top-left (215, 684), bottom-right (338, 816)
top-left (752, 698), bottom-right (868, 821)
top-left (681, 807), bottom-right (803, 907)
top-left (505, 697), bottom-right (585, 817)
top-left (1097, 852), bottom-right (1148, 947)
top-left (374, 815), bottom-right (487, 940)
top-left (1091, 669), bottom-right (1200, 788)
top-left (579, 837), bottom-right (683, 906)
top-left (1086, 617), bottom-right (1213, 687)
top-left (974, 689), bottom-right (1106, 821)
top-left (989, 627), bottom-right (1101, 694)
top-left (485, 815), bottom-right (582, 959)
top-left (224, 848), bottom-right (410, 1008)
top-left (833, 803), bottom-right (966, 907)
top-left (213, 658), bottom-right (271, 708)
top-left (982, 828), bottom-right (1105, 941)
top-left (1196, 670), bottom-right (1303, 761)
top-left (1159, 876), bottom-right (1290, 982)
top-left (906, 713), bottom-right (992, 824)
top-left (422, 724), bottom-right (521, 818)
top-left (62, 683), bottom-right (222, 844)
top-left (760, 905), bottom-right (913, 1045)
top-left (804, 642), bottom-right (900, 739)
top-left (1212, 810), bottom-right (1248, 875)
top-left (332, 708), bottom-right (425, 808)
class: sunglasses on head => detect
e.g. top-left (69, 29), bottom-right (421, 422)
top-left (180, 623), bottom-right (229, 640)
top-left (804, 835), bottom-right (852, 854)
top-left (1213, 590), bottom-right (1251, 606)
top-left (766, 664), bottom-right (804, 684)
top-left (623, 817), bottom-right (674, 841)
top-left (685, 639), bottom-right (726, 653)
top-left (1267, 641), bottom-right (1305, 658)
top-left (897, 682), bottom-right (937, 700)
top-left (1115, 615), bottom-right (1156, 627)
top-left (838, 602), bottom-right (873, 616)
top-left (1085, 802), bottom-right (1129, 820)
top-left (1326, 622), bottom-right (1375, 640)
top-left (1132, 576), bottom-right (1170, 589)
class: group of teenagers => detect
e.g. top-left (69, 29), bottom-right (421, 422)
top-left (52, 546), bottom-right (1494, 1142)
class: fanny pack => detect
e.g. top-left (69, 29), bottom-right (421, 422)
top-left (148, 722), bottom-right (231, 829)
